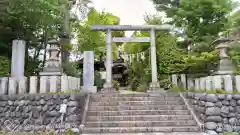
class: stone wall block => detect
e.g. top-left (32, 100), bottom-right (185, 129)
top-left (187, 92), bottom-right (240, 134)
top-left (0, 93), bottom-right (87, 132)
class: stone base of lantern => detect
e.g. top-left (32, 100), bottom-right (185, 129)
top-left (214, 58), bottom-right (234, 75)
top-left (214, 70), bottom-right (233, 75)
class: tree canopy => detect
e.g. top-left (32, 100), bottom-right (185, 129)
top-left (0, 0), bottom-right (88, 76)
top-left (122, 0), bottom-right (238, 90)
top-left (75, 8), bottom-right (124, 61)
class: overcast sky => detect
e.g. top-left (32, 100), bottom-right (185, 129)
top-left (92, 0), bottom-right (157, 36)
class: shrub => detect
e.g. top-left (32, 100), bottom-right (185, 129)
top-left (112, 80), bottom-right (120, 90)
top-left (95, 71), bottom-right (105, 91)
top-left (130, 77), bottom-right (140, 91)
top-left (136, 83), bottom-right (148, 92)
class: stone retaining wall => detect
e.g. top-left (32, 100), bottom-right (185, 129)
top-left (186, 92), bottom-right (240, 135)
top-left (0, 93), bottom-right (87, 133)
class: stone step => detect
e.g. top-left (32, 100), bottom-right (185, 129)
top-left (87, 110), bottom-right (190, 116)
top-left (91, 97), bottom-right (183, 102)
top-left (91, 92), bottom-right (180, 98)
top-left (90, 100), bottom-right (185, 106)
top-left (86, 115), bottom-right (193, 121)
top-left (83, 126), bottom-right (200, 133)
top-left (88, 105), bottom-right (188, 111)
top-left (85, 120), bottom-right (197, 127)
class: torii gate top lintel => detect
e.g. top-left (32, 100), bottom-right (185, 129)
top-left (91, 24), bottom-right (173, 31)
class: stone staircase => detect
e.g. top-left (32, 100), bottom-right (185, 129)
top-left (82, 92), bottom-right (203, 134)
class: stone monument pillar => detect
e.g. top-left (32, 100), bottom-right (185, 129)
top-left (213, 37), bottom-right (235, 75)
top-left (11, 40), bottom-right (26, 81)
top-left (82, 51), bottom-right (97, 93)
top-left (40, 39), bottom-right (62, 76)
top-left (149, 28), bottom-right (161, 91)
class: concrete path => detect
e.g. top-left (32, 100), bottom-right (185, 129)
top-left (82, 132), bottom-right (208, 135)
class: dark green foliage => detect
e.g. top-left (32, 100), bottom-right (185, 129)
top-left (62, 62), bottom-right (80, 77)
top-left (0, 56), bottom-right (10, 76)
top-left (94, 71), bottom-right (105, 91)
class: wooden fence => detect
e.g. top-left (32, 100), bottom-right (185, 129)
top-left (0, 75), bottom-right (81, 95)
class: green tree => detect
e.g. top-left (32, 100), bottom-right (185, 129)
top-left (227, 10), bottom-right (240, 73)
top-left (76, 8), bottom-right (124, 61)
top-left (0, 0), bottom-right (66, 76)
top-left (123, 0), bottom-right (231, 90)
top-left (152, 0), bottom-right (232, 51)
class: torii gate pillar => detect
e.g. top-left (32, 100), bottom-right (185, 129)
top-left (103, 29), bottom-right (113, 90)
top-left (149, 28), bottom-right (160, 90)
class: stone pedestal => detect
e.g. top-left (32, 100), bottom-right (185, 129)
top-left (213, 37), bottom-right (234, 75)
top-left (149, 82), bottom-right (160, 90)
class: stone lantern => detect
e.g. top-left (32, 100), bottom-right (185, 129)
top-left (213, 37), bottom-right (235, 75)
top-left (40, 39), bottom-right (62, 76)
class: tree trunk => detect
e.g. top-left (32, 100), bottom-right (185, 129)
top-left (61, 2), bottom-right (71, 66)
top-left (24, 42), bottom-right (29, 76)
top-left (42, 27), bottom-right (48, 69)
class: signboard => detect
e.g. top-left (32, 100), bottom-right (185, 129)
top-left (60, 104), bottom-right (67, 113)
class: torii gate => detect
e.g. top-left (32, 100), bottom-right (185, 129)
top-left (91, 25), bottom-right (173, 91)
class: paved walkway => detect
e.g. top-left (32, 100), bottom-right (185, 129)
top-left (119, 90), bottom-right (144, 94)
top-left (82, 132), bottom-right (208, 135)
